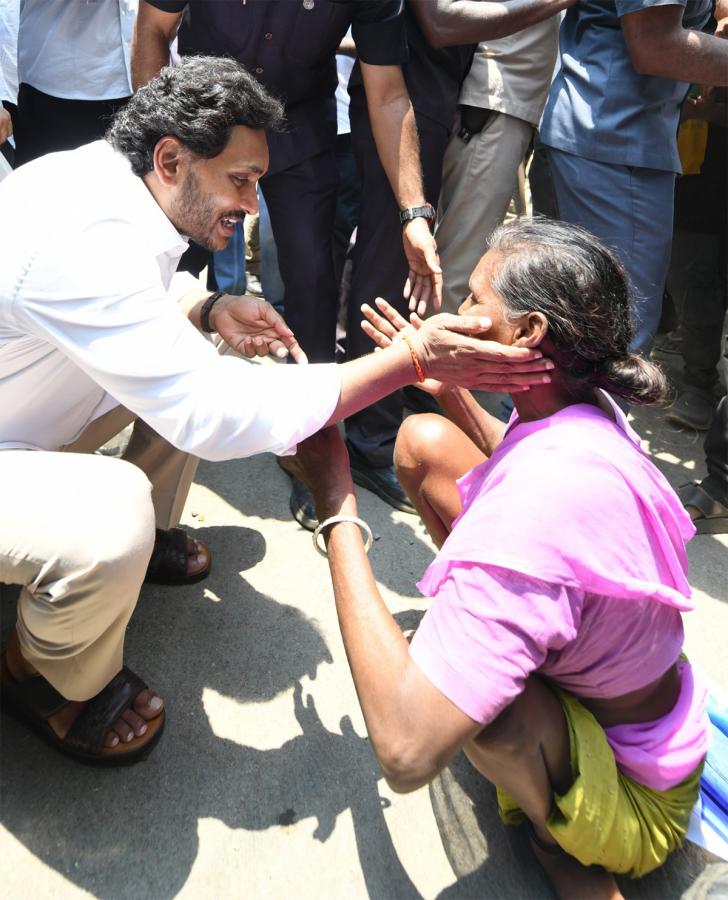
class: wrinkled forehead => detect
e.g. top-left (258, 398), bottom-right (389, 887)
top-left (468, 249), bottom-right (501, 297)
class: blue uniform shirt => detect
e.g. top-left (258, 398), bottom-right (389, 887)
top-left (146, 0), bottom-right (408, 175)
top-left (540, 0), bottom-right (713, 173)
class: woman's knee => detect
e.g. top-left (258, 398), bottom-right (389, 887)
top-left (394, 413), bottom-right (457, 477)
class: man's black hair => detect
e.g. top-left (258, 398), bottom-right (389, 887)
top-left (106, 55), bottom-right (284, 176)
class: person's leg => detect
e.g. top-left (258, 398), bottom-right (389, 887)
top-left (394, 413), bottom-right (485, 548)
top-left (464, 678), bottom-right (622, 899)
top-left (332, 132), bottom-right (361, 292)
top-left (677, 232), bottom-right (726, 391)
top-left (703, 394), bottom-right (728, 506)
top-left (436, 110), bottom-right (533, 315)
top-left (61, 405), bottom-right (208, 574)
top-left (209, 220), bottom-right (247, 295)
top-left (666, 231), bottom-right (725, 429)
top-left (347, 93), bottom-right (450, 474)
top-left (546, 147), bottom-right (675, 355)
top-left (0, 450), bottom-right (163, 753)
top-left (260, 151), bottom-right (339, 363)
top-left (14, 83), bottom-right (127, 166)
top-left (258, 191), bottom-right (285, 311)
top-left (528, 134), bottom-right (560, 220)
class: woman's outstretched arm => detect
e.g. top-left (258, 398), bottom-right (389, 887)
top-left (286, 427), bottom-right (482, 793)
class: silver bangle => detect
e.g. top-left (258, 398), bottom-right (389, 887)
top-left (312, 514), bottom-right (373, 557)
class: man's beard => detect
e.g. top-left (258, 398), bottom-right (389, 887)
top-left (171, 168), bottom-right (223, 252)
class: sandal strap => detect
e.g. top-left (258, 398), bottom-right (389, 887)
top-left (3, 669), bottom-right (69, 719)
top-left (64, 666), bottom-right (148, 756)
top-left (679, 482), bottom-right (728, 519)
top-left (145, 527), bottom-right (188, 581)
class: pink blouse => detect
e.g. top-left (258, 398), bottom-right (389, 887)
top-left (410, 396), bottom-right (710, 791)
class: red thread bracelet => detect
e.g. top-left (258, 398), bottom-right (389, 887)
top-left (402, 332), bottom-right (426, 382)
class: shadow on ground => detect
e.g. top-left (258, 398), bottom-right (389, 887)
top-left (0, 525), bottom-right (421, 898)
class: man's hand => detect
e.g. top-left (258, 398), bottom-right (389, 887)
top-left (210, 294), bottom-right (307, 363)
top-left (361, 298), bottom-right (446, 395)
top-left (410, 312), bottom-right (555, 393)
top-left (362, 298), bottom-right (554, 393)
top-left (402, 218), bottom-right (443, 316)
top-left (0, 107), bottom-right (12, 145)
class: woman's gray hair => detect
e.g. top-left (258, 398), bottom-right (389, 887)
top-left (485, 218), bottom-right (668, 405)
top-left (106, 56), bottom-right (285, 176)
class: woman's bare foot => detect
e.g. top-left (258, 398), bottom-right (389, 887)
top-left (4, 628), bottom-right (164, 749)
top-left (530, 829), bottom-right (624, 900)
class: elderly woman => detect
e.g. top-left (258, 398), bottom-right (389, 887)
top-left (284, 219), bottom-right (709, 899)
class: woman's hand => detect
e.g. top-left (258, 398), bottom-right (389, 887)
top-left (361, 298), bottom-right (446, 396)
top-left (279, 427), bottom-right (356, 520)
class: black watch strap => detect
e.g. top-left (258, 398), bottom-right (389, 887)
top-left (399, 203), bottom-right (435, 226)
top-left (200, 291), bottom-right (224, 333)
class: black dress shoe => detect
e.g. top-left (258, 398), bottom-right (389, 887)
top-left (277, 460), bottom-right (318, 531)
top-left (347, 442), bottom-right (416, 515)
top-left (289, 476), bottom-right (318, 532)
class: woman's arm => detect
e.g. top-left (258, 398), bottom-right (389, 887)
top-left (360, 299), bottom-right (508, 455)
top-left (289, 428), bottom-right (483, 793)
top-left (436, 386), bottom-right (507, 458)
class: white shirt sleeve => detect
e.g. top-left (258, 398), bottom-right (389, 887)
top-left (10, 224), bottom-right (341, 461)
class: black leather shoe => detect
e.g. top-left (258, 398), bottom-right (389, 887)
top-left (347, 442), bottom-right (416, 515)
top-left (289, 477), bottom-right (318, 532)
top-left (277, 459), bottom-right (318, 531)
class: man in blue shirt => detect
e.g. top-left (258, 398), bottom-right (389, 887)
top-left (537, 0), bottom-right (728, 354)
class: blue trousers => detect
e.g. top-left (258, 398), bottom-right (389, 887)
top-left (544, 147), bottom-right (676, 354)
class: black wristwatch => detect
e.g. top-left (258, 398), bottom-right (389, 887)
top-left (200, 291), bottom-right (224, 333)
top-left (399, 203), bottom-right (436, 227)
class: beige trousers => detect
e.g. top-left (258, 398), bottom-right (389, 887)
top-left (436, 109), bottom-right (534, 314)
top-left (1, 412), bottom-right (199, 700)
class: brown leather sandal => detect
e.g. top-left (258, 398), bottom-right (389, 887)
top-left (1, 658), bottom-right (165, 766)
top-left (144, 527), bottom-right (211, 585)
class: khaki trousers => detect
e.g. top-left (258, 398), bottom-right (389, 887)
top-left (1, 413), bottom-right (198, 700)
top-left (436, 109), bottom-right (533, 314)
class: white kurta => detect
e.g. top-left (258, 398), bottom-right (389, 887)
top-left (0, 140), bottom-right (341, 459)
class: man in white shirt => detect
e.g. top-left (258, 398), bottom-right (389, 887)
top-left (0, 55), bottom-right (555, 765)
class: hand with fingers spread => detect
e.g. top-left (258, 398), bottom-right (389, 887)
top-left (209, 294), bottom-right (308, 364)
top-left (402, 218), bottom-right (443, 317)
top-left (362, 297), bottom-right (555, 394)
top-left (360, 299), bottom-right (446, 396)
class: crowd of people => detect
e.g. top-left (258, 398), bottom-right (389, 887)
top-left (0, 1), bottom-right (726, 897)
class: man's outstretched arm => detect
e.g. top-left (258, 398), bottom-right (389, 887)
top-left (359, 62), bottom-right (442, 316)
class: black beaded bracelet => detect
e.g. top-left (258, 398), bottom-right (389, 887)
top-left (200, 291), bottom-right (224, 333)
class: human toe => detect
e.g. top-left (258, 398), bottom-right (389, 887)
top-left (132, 687), bottom-right (165, 720)
top-left (186, 537), bottom-right (210, 576)
top-left (120, 706), bottom-right (149, 737)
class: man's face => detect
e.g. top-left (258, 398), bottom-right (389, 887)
top-left (170, 125), bottom-right (269, 252)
